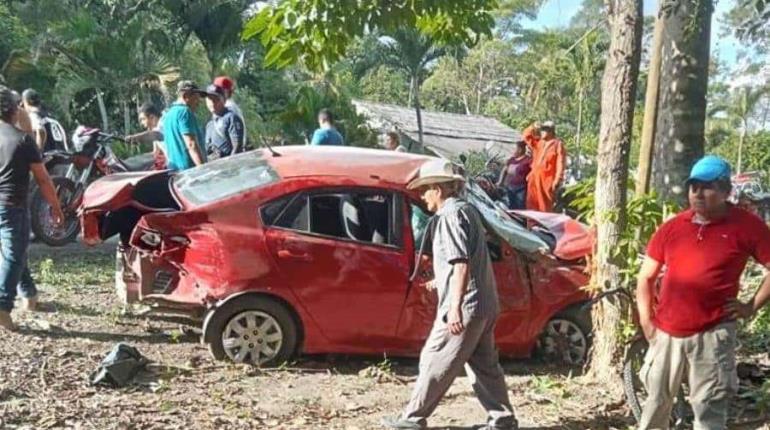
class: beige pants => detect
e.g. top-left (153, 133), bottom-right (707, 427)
top-left (402, 316), bottom-right (516, 429)
top-left (639, 321), bottom-right (738, 430)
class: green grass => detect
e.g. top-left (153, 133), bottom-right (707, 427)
top-left (29, 254), bottom-right (114, 290)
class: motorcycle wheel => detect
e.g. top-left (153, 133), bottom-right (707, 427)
top-left (622, 337), bottom-right (691, 427)
top-left (30, 177), bottom-right (80, 247)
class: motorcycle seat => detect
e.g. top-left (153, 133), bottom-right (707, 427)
top-left (120, 153), bottom-right (155, 172)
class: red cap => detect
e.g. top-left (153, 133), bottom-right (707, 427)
top-left (213, 76), bottom-right (234, 91)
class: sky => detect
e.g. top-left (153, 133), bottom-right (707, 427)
top-left (521, 0), bottom-right (743, 69)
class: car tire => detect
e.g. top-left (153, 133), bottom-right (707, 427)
top-left (204, 295), bottom-right (298, 367)
top-left (537, 303), bottom-right (592, 364)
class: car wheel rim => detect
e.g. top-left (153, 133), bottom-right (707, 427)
top-left (222, 310), bottom-right (283, 365)
top-left (541, 319), bottom-right (587, 364)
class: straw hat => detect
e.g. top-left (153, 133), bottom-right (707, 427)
top-left (407, 159), bottom-right (465, 190)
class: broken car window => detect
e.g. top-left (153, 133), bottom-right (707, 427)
top-left (263, 190), bottom-right (395, 246)
top-left (173, 152), bottom-right (280, 206)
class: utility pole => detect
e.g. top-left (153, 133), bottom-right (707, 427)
top-left (635, 3), bottom-right (664, 196)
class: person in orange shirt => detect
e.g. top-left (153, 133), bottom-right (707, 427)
top-left (522, 121), bottom-right (566, 212)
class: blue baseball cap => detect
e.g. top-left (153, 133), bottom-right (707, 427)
top-left (687, 155), bottom-right (731, 183)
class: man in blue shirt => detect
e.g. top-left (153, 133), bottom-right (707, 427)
top-left (162, 80), bottom-right (207, 171)
top-left (310, 108), bottom-right (344, 146)
top-left (204, 84), bottom-right (245, 159)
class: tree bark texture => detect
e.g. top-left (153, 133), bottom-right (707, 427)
top-left (651, 0), bottom-right (713, 206)
top-left (588, 0), bottom-right (643, 381)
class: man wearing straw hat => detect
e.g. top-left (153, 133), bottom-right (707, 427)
top-left (382, 159), bottom-right (517, 430)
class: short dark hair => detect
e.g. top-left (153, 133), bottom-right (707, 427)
top-left (318, 108), bottom-right (334, 124)
top-left (138, 102), bottom-right (161, 118)
top-left (515, 140), bottom-right (526, 151)
top-left (22, 88), bottom-right (41, 107)
top-left (386, 131), bottom-right (399, 142)
top-left (0, 86), bottom-right (20, 122)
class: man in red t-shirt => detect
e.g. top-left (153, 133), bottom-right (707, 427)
top-left (636, 155), bottom-right (770, 429)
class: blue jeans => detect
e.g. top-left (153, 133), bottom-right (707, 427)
top-left (506, 186), bottom-right (527, 210)
top-left (0, 206), bottom-right (36, 312)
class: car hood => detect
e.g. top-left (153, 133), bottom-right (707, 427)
top-left (508, 210), bottom-right (594, 261)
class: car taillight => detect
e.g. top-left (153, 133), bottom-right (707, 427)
top-left (140, 231), bottom-right (161, 248)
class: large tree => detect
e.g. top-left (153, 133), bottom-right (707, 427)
top-left (588, 0), bottom-right (643, 378)
top-left (243, 0), bottom-right (497, 71)
top-left (651, 0), bottom-right (714, 205)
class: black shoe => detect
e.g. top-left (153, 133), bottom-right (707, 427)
top-left (380, 416), bottom-right (425, 429)
top-left (479, 418), bottom-right (519, 430)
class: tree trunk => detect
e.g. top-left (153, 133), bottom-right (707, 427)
top-left (587, 0), bottom-right (643, 383)
top-left (651, 0), bottom-right (713, 206)
top-left (575, 87), bottom-right (584, 179)
top-left (636, 4), bottom-right (665, 196)
top-left (737, 120), bottom-right (746, 174)
top-left (96, 89), bottom-right (109, 131)
top-left (123, 99), bottom-right (131, 137)
top-left (412, 76), bottom-right (424, 146)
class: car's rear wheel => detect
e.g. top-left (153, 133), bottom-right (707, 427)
top-left (537, 305), bottom-right (591, 364)
top-left (204, 295), bottom-right (297, 366)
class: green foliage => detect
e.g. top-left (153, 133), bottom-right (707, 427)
top-left (243, 0), bottom-right (498, 70)
top-left (564, 179), bottom-right (679, 286)
top-left (359, 66), bottom-right (410, 105)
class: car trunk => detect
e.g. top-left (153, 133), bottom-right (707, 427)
top-left (80, 171), bottom-right (181, 245)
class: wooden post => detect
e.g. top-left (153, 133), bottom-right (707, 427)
top-left (635, 3), bottom-right (664, 196)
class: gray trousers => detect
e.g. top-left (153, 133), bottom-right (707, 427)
top-left (639, 321), bottom-right (738, 430)
top-left (402, 316), bottom-right (516, 428)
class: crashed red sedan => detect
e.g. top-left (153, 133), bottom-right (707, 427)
top-left (80, 147), bottom-right (592, 366)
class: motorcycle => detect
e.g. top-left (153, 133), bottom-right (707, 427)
top-left (30, 126), bottom-right (155, 247)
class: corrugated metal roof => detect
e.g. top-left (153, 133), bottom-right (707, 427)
top-left (353, 100), bottom-right (520, 159)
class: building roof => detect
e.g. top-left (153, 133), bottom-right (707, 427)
top-left (353, 99), bottom-right (521, 159)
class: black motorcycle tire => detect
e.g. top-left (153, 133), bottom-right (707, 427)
top-left (623, 337), bottom-right (691, 426)
top-left (30, 177), bottom-right (79, 247)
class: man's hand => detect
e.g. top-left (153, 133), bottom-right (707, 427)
top-left (447, 305), bottom-right (464, 335)
top-left (422, 279), bottom-right (436, 291)
top-left (725, 299), bottom-right (755, 320)
top-left (640, 315), bottom-right (656, 341)
top-left (50, 206), bottom-right (65, 227)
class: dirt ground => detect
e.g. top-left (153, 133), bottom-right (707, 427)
top-left (0, 242), bottom-right (768, 430)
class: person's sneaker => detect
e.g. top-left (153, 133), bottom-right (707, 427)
top-left (478, 420), bottom-right (519, 430)
top-left (0, 311), bottom-right (16, 331)
top-left (21, 296), bottom-right (38, 312)
top-left (380, 416), bottom-right (425, 429)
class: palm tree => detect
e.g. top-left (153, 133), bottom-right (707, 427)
top-left (709, 86), bottom-right (770, 174)
top-left (378, 28), bottom-right (448, 146)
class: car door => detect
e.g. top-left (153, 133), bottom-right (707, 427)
top-left (262, 188), bottom-right (411, 351)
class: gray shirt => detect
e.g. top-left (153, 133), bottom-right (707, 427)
top-left (205, 108), bottom-right (244, 157)
top-left (432, 197), bottom-right (499, 322)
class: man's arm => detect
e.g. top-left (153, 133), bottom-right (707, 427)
top-left (447, 261), bottom-right (470, 335)
top-left (636, 256), bottom-right (663, 340)
top-left (33, 128), bottom-right (47, 152)
top-left (522, 124), bottom-right (539, 151)
top-left (182, 134), bottom-right (204, 166)
top-left (229, 116), bottom-right (245, 154)
top-left (30, 163), bottom-right (64, 225)
top-left (126, 130), bottom-right (162, 146)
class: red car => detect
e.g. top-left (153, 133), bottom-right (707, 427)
top-left (80, 147), bottom-right (592, 366)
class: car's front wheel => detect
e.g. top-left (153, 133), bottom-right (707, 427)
top-left (204, 295), bottom-right (298, 366)
top-left (537, 304), bottom-right (592, 364)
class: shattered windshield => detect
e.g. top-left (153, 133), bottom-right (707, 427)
top-left (173, 152), bottom-right (280, 206)
top-left (465, 180), bottom-right (549, 254)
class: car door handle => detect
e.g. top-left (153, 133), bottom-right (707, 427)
top-left (277, 249), bottom-right (312, 262)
